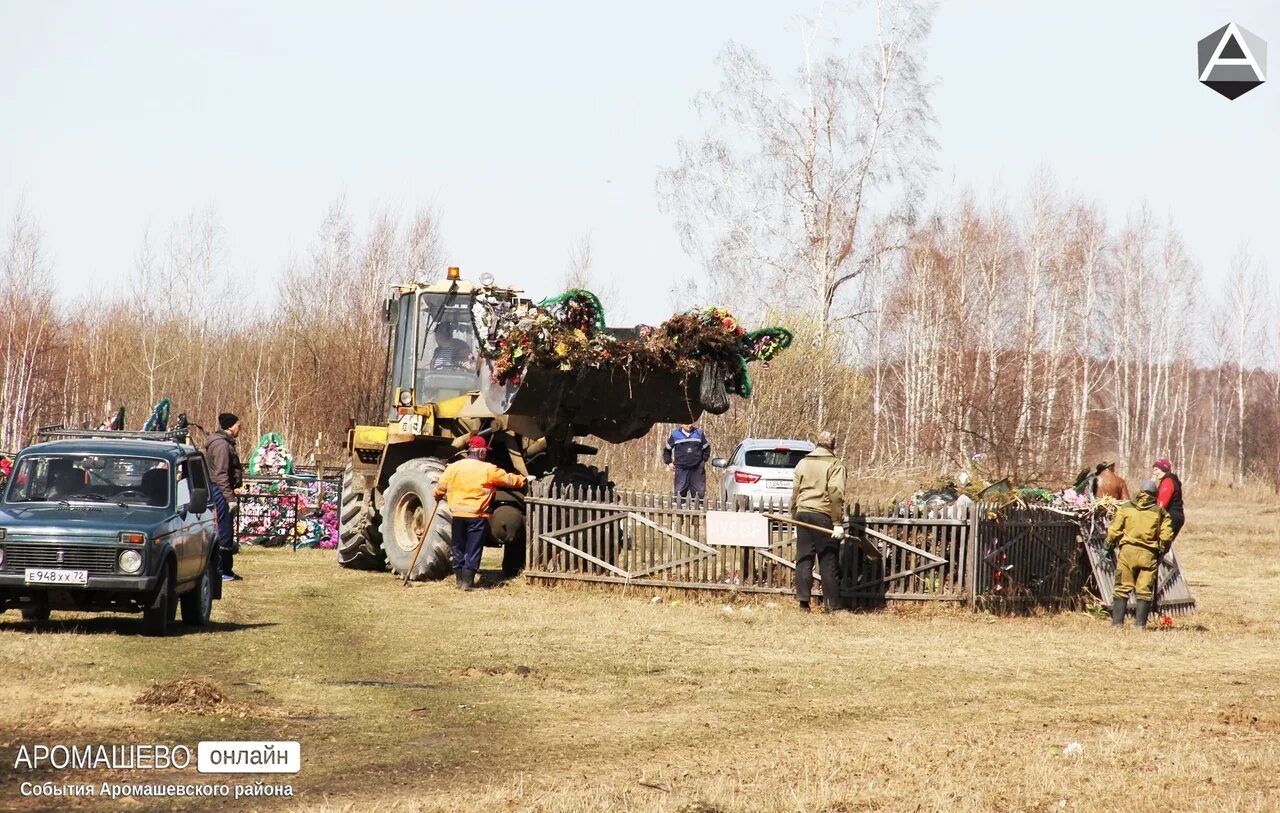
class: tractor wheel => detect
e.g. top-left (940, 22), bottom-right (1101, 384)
top-left (337, 463), bottom-right (386, 571)
top-left (550, 464), bottom-right (619, 567)
top-left (380, 458), bottom-right (453, 581)
top-left (491, 502), bottom-right (526, 578)
top-left (552, 463), bottom-right (613, 493)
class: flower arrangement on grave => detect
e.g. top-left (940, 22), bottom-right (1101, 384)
top-left (248, 433), bottom-right (294, 477)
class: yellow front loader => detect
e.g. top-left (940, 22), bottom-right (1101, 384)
top-left (338, 269), bottom-right (705, 581)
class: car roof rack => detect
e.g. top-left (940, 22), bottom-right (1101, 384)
top-left (35, 424), bottom-right (191, 444)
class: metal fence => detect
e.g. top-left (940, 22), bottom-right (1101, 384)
top-left (524, 484), bottom-right (1194, 613)
top-left (234, 471), bottom-right (340, 551)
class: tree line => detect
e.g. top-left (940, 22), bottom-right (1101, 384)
top-left (1, 190), bottom-right (1275, 489)
top-left (0, 199), bottom-right (442, 466)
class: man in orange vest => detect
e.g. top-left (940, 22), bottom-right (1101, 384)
top-left (433, 436), bottom-right (528, 590)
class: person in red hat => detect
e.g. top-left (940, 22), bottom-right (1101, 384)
top-left (432, 435), bottom-right (528, 590)
top-left (1151, 457), bottom-right (1185, 543)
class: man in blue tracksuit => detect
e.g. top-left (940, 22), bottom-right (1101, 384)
top-left (663, 423), bottom-right (710, 498)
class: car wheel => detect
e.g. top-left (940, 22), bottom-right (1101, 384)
top-left (180, 566), bottom-right (212, 626)
top-left (21, 605), bottom-right (50, 623)
top-left (142, 563), bottom-right (176, 637)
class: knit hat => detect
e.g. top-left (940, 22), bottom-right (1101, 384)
top-left (218, 412), bottom-right (240, 431)
top-left (1139, 479), bottom-right (1157, 494)
top-left (1153, 458), bottom-right (1172, 473)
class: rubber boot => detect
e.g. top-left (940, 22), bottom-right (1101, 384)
top-left (454, 571), bottom-right (465, 590)
top-left (1110, 597), bottom-right (1127, 627)
top-left (459, 570), bottom-right (475, 592)
top-left (1134, 599), bottom-right (1152, 629)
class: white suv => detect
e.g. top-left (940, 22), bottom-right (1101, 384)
top-left (712, 438), bottom-right (815, 508)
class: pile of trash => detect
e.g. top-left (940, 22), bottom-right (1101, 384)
top-left (904, 457), bottom-right (1128, 517)
top-left (473, 289), bottom-right (792, 409)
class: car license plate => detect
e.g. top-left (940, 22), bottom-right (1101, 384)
top-left (767, 480), bottom-right (789, 489)
top-left (24, 568), bottom-right (88, 586)
top-left (397, 414), bottom-right (424, 435)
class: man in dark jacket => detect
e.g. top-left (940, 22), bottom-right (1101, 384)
top-left (206, 412), bottom-right (244, 581)
top-left (662, 423), bottom-right (710, 498)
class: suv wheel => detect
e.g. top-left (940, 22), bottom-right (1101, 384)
top-left (142, 563), bottom-right (176, 637)
top-left (180, 567), bottom-right (212, 626)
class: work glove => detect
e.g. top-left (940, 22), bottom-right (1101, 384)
top-left (830, 524), bottom-right (846, 540)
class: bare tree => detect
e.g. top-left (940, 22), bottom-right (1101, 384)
top-left (0, 203), bottom-right (58, 449)
top-left (563, 231), bottom-right (594, 291)
top-left (403, 206), bottom-right (446, 283)
top-left (659, 0), bottom-right (937, 424)
top-left (1223, 244), bottom-right (1268, 482)
top-left (560, 231), bottom-right (623, 321)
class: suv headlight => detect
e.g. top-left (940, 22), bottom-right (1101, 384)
top-left (118, 549), bottom-right (143, 574)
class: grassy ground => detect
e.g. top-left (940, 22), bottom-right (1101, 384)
top-left (0, 487), bottom-right (1277, 812)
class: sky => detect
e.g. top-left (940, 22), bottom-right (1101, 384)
top-left (1, 1), bottom-right (1277, 325)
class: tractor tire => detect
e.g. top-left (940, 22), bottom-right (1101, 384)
top-left (552, 463), bottom-right (613, 493)
top-left (491, 502), bottom-right (526, 578)
top-left (550, 464), bottom-right (620, 567)
top-left (337, 463), bottom-right (386, 571)
top-left (380, 458), bottom-right (454, 581)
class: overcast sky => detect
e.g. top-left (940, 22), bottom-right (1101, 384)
top-left (2, 1), bottom-right (1277, 324)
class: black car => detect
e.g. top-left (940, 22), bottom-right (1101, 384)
top-left (0, 432), bottom-right (222, 635)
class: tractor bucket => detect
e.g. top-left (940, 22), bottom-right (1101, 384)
top-left (481, 361), bottom-right (703, 443)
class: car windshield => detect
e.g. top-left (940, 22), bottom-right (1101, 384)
top-left (415, 291), bottom-right (479, 402)
top-left (4, 454), bottom-right (170, 507)
top-left (744, 449), bottom-right (810, 469)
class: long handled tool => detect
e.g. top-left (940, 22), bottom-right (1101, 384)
top-left (403, 497), bottom-right (444, 587)
top-left (763, 513), bottom-right (882, 558)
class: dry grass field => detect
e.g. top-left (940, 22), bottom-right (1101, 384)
top-left (0, 486), bottom-right (1277, 812)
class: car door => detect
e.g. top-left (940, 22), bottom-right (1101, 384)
top-left (723, 443), bottom-right (744, 500)
top-left (185, 455), bottom-right (216, 573)
top-left (171, 460), bottom-right (198, 583)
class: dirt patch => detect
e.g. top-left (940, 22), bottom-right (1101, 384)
top-left (334, 679), bottom-right (438, 690)
top-left (459, 664), bottom-right (532, 678)
top-left (1217, 706), bottom-right (1280, 732)
top-left (133, 677), bottom-right (260, 716)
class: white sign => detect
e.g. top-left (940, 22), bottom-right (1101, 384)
top-left (396, 414), bottom-right (424, 435)
top-left (197, 741), bottom-right (300, 774)
top-left (706, 511), bottom-right (769, 548)
top-left (25, 569), bottom-right (88, 586)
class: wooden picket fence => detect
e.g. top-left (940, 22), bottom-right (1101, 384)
top-left (522, 483), bottom-right (1154, 611)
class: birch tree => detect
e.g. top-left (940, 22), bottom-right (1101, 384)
top-left (659, 0), bottom-right (937, 425)
top-left (0, 205), bottom-right (58, 449)
top-left (1223, 245), bottom-right (1268, 482)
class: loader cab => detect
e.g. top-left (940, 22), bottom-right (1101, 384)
top-left (387, 286), bottom-right (481, 418)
